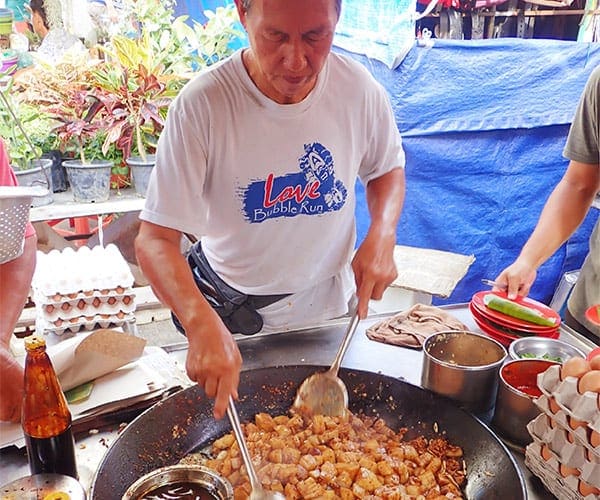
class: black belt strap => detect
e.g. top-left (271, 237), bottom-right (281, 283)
top-left (172, 240), bottom-right (289, 335)
top-left (188, 242), bottom-right (289, 309)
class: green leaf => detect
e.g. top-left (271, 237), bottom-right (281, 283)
top-left (65, 381), bottom-right (94, 404)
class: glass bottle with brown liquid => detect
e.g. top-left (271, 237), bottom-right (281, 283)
top-left (22, 336), bottom-right (78, 479)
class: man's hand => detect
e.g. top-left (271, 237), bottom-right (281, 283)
top-left (135, 221), bottom-right (243, 420)
top-left (352, 232), bottom-right (398, 318)
top-left (0, 232), bottom-right (36, 422)
top-left (495, 160), bottom-right (599, 301)
top-left (495, 260), bottom-right (537, 300)
top-left (353, 168), bottom-right (405, 318)
top-left (184, 309), bottom-right (242, 419)
top-left (0, 345), bottom-right (23, 422)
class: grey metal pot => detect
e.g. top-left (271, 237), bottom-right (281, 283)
top-left (492, 358), bottom-right (558, 447)
top-left (421, 330), bottom-right (507, 414)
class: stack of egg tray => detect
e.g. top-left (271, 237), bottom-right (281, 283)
top-left (31, 245), bottom-right (136, 337)
top-left (525, 364), bottom-right (600, 499)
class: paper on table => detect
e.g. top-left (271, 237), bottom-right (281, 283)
top-left (0, 346), bottom-right (185, 450)
top-left (391, 245), bottom-right (475, 298)
top-left (50, 328), bottom-right (146, 391)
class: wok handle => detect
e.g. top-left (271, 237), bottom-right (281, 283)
top-left (329, 311), bottom-right (360, 375)
top-left (227, 396), bottom-right (263, 491)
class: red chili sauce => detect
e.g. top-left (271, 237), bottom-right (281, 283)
top-left (501, 360), bottom-right (558, 398)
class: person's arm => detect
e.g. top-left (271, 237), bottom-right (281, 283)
top-left (0, 232), bottom-right (37, 422)
top-left (135, 221), bottom-right (242, 419)
top-left (352, 167), bottom-right (405, 318)
top-left (495, 160), bottom-right (600, 299)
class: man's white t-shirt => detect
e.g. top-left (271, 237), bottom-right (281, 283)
top-left (141, 49), bottom-right (405, 332)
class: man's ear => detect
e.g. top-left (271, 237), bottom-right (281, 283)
top-left (233, 0), bottom-right (248, 27)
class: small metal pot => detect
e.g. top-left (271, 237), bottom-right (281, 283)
top-left (492, 358), bottom-right (559, 447)
top-left (0, 473), bottom-right (86, 499)
top-left (122, 464), bottom-right (233, 500)
top-left (421, 330), bottom-right (507, 414)
top-left (508, 337), bottom-right (585, 364)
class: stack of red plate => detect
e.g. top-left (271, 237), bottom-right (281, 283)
top-left (470, 291), bottom-right (561, 347)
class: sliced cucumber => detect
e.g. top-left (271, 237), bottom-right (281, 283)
top-left (483, 295), bottom-right (556, 327)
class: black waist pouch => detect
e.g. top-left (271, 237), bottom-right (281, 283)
top-left (172, 241), bottom-right (289, 336)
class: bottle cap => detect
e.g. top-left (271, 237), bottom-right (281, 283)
top-left (24, 336), bottom-right (46, 350)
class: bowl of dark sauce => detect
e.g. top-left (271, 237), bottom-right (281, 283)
top-left (122, 464), bottom-right (233, 500)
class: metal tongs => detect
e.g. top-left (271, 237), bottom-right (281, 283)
top-left (292, 310), bottom-right (360, 417)
top-left (227, 397), bottom-right (285, 500)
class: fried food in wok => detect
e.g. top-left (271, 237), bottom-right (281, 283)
top-left (181, 412), bottom-right (466, 499)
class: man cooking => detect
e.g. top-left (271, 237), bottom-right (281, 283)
top-left (135, 0), bottom-right (406, 420)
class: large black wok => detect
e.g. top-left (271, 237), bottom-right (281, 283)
top-left (90, 365), bottom-right (526, 499)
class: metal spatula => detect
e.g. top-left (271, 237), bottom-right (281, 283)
top-left (227, 397), bottom-right (285, 500)
top-left (292, 311), bottom-right (360, 417)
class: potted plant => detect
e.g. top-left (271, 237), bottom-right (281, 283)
top-left (90, 36), bottom-right (176, 195)
top-left (88, 1), bottom-right (243, 196)
top-left (67, 127), bottom-right (126, 191)
top-left (12, 53), bottom-right (112, 202)
top-left (0, 86), bottom-right (55, 206)
top-left (49, 86), bottom-right (114, 203)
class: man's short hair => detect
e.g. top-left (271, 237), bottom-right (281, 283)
top-left (241, 0), bottom-right (342, 17)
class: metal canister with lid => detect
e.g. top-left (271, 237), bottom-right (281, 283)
top-left (0, 473), bottom-right (87, 500)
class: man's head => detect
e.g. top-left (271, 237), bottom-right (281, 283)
top-left (238, 0), bottom-right (342, 16)
top-left (235, 0), bottom-right (340, 105)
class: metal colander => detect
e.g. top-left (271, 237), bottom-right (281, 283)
top-left (0, 186), bottom-right (48, 264)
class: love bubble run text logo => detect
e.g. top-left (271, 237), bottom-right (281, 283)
top-left (242, 143), bottom-right (347, 223)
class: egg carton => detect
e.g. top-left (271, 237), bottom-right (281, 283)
top-left (39, 293), bottom-right (136, 322)
top-left (37, 312), bottom-right (135, 336)
top-left (535, 395), bottom-right (600, 458)
top-left (528, 413), bottom-right (599, 472)
top-left (526, 441), bottom-right (573, 482)
top-left (32, 244), bottom-right (134, 297)
top-left (581, 459), bottom-right (600, 490)
top-left (525, 442), bottom-right (600, 499)
top-left (538, 364), bottom-right (600, 423)
top-left (39, 286), bottom-right (132, 304)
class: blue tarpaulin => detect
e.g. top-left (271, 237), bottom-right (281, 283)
top-left (347, 38), bottom-right (600, 306)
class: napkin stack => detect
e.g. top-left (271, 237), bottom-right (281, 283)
top-left (366, 303), bottom-right (467, 349)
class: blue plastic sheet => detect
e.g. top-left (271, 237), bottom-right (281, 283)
top-left (347, 39), bottom-right (600, 306)
top-left (333, 0), bottom-right (416, 68)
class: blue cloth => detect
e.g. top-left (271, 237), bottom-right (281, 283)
top-left (347, 38), bottom-right (600, 306)
top-left (334, 0), bottom-right (417, 68)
